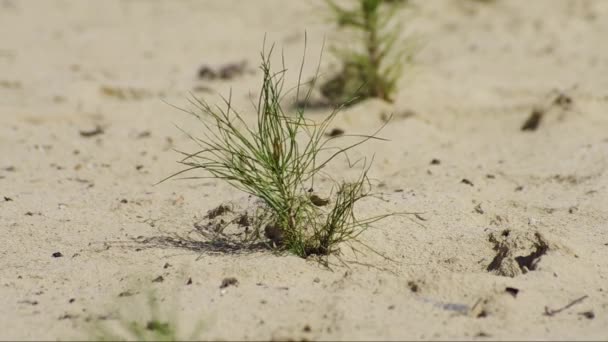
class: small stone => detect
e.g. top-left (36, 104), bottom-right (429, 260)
top-left (325, 128), bottom-right (344, 137)
top-left (461, 178), bottom-right (474, 186)
top-left (52, 252), bottom-right (63, 258)
top-left (505, 287), bottom-right (519, 298)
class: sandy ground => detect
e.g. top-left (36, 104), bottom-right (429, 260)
top-left (1, 0), bottom-right (608, 340)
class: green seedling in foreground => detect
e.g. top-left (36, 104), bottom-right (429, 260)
top-left (321, 0), bottom-right (412, 105)
top-left (163, 41), bottom-right (392, 258)
top-left (92, 290), bottom-right (204, 341)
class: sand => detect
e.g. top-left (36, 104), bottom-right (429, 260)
top-left (1, 0), bottom-right (608, 340)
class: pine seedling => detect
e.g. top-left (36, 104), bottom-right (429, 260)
top-left (163, 40), bottom-right (391, 258)
top-left (92, 291), bottom-right (204, 341)
top-left (321, 0), bottom-right (412, 105)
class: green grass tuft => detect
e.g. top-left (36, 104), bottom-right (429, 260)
top-left (321, 0), bottom-right (413, 106)
top-left (163, 39), bottom-right (392, 258)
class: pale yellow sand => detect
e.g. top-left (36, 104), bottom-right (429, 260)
top-left (1, 0), bottom-right (608, 340)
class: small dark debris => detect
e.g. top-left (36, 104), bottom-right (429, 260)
top-left (514, 239), bottom-right (548, 272)
top-left (4, 196), bottom-right (12, 201)
top-left (186, 278), bottom-right (193, 285)
top-left (220, 277), bottom-right (238, 289)
top-left (197, 66), bottom-right (215, 79)
top-left (68, 298), bottom-right (75, 303)
top-left (430, 158), bottom-right (441, 165)
top-left (477, 310), bottom-right (488, 318)
top-left (152, 276), bottom-right (164, 283)
top-left (407, 281), bottom-right (419, 293)
top-left (515, 185), bottom-right (524, 191)
top-left (79, 126), bottom-right (104, 137)
top-left (163, 263), bottom-right (172, 269)
top-left (3, 166), bottom-right (15, 172)
top-left (120, 199), bottom-right (128, 204)
top-left (544, 295), bottom-right (588, 316)
top-left (265, 224), bottom-right (284, 246)
top-left (325, 128), bottom-right (345, 137)
top-left (388, 305), bottom-right (395, 310)
top-left (313, 277), bottom-right (320, 283)
top-left (505, 287), bottom-right (520, 298)
top-left (303, 325), bottom-right (312, 333)
top-left (135, 165), bottom-right (144, 171)
top-left (198, 61), bottom-right (249, 81)
top-left (52, 252), bottom-right (63, 258)
top-left (474, 203), bottom-right (484, 214)
top-left (521, 108), bottom-right (544, 131)
top-left (579, 310), bottom-right (595, 319)
top-left (486, 174), bottom-right (495, 179)
top-left (553, 93), bottom-right (573, 110)
top-left (206, 204), bottom-right (231, 219)
top-left (414, 213), bottom-right (427, 221)
top-left (137, 131), bottom-right (151, 139)
top-left (310, 194), bottom-right (330, 206)
top-left (394, 189), bottom-right (404, 193)
top-left (461, 178), bottom-right (474, 186)
top-left (58, 313), bottom-right (78, 320)
top-left (476, 332), bottom-right (491, 338)
top-left (237, 213), bottom-right (251, 227)
top-left (568, 206), bottom-right (578, 214)
top-left (18, 300), bottom-right (38, 305)
top-left (118, 290), bottom-right (135, 297)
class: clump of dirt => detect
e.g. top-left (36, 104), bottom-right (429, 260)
top-left (206, 204), bottom-right (232, 219)
top-left (521, 91), bottom-right (575, 131)
top-left (486, 229), bottom-right (558, 277)
top-left (197, 61), bottom-right (252, 81)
